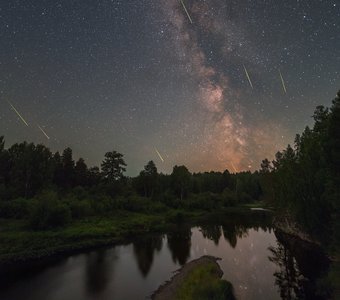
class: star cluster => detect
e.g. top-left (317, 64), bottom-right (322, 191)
top-left (0, 0), bottom-right (339, 174)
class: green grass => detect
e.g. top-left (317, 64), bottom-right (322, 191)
top-left (0, 212), bottom-right (160, 263)
top-left (176, 262), bottom-right (235, 300)
top-left (0, 203), bottom-right (271, 264)
top-left (0, 205), bottom-right (273, 264)
top-left (0, 209), bottom-right (203, 264)
top-left (240, 201), bottom-right (273, 209)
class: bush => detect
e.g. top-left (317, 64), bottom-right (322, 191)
top-left (115, 195), bottom-right (169, 213)
top-left (184, 193), bottom-right (223, 211)
top-left (121, 196), bottom-right (143, 212)
top-left (69, 186), bottom-right (89, 200)
top-left (222, 189), bottom-right (238, 207)
top-left (237, 192), bottom-right (253, 203)
top-left (29, 191), bottom-right (71, 230)
top-left (149, 201), bottom-right (169, 213)
top-left (161, 191), bottom-right (182, 209)
top-left (0, 198), bottom-right (31, 219)
top-left (90, 196), bottom-right (117, 214)
top-left (69, 200), bottom-right (92, 219)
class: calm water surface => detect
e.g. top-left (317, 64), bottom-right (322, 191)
top-left (0, 218), bottom-right (328, 300)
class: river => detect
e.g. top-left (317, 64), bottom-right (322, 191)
top-left (0, 214), bottom-right (329, 300)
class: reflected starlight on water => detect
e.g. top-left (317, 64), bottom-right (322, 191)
top-left (0, 215), bottom-right (329, 300)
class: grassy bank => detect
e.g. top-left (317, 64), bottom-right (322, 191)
top-left (0, 207), bottom-right (265, 264)
top-left (175, 259), bottom-right (235, 300)
top-left (0, 210), bottom-right (186, 264)
top-left (152, 256), bottom-right (235, 300)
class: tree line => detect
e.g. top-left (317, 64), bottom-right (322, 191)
top-left (260, 91), bottom-right (340, 242)
top-left (0, 90), bottom-right (339, 239)
top-left (0, 134), bottom-right (262, 229)
top-left (0, 138), bottom-right (261, 201)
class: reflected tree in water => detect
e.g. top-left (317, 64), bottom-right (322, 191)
top-left (199, 224), bottom-right (222, 245)
top-left (85, 249), bottom-right (116, 295)
top-left (268, 243), bottom-right (305, 300)
top-left (133, 235), bottom-right (163, 277)
top-left (270, 231), bottom-right (331, 300)
top-left (222, 223), bottom-right (248, 249)
top-left (167, 226), bottom-right (192, 265)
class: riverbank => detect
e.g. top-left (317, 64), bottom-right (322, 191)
top-left (152, 255), bottom-right (235, 300)
top-left (0, 207), bottom-right (271, 265)
top-left (274, 217), bottom-right (340, 299)
top-left (273, 214), bottom-right (320, 245)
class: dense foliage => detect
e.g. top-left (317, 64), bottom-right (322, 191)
top-left (0, 137), bottom-right (262, 229)
top-left (260, 91), bottom-right (340, 243)
top-left (0, 91), bottom-right (339, 242)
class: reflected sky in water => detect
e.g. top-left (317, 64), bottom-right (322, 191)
top-left (192, 227), bottom-right (278, 299)
top-left (1, 223), bottom-right (325, 300)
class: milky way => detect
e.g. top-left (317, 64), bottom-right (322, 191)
top-left (0, 0), bottom-right (339, 174)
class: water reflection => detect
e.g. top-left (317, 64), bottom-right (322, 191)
top-left (85, 249), bottom-right (116, 295)
top-left (0, 213), bottom-right (331, 300)
top-left (167, 225), bottom-right (192, 265)
top-left (269, 243), bottom-right (305, 299)
top-left (199, 224), bottom-right (222, 245)
top-left (222, 222), bottom-right (248, 248)
top-left (269, 230), bottom-right (330, 300)
top-left (133, 235), bottom-right (163, 277)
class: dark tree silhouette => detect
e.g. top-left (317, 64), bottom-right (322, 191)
top-left (171, 165), bottom-right (191, 200)
top-left (262, 91), bottom-right (340, 241)
top-left (132, 235), bottom-right (163, 277)
top-left (167, 226), bottom-right (192, 265)
top-left (85, 250), bottom-right (115, 295)
top-left (139, 160), bottom-right (158, 197)
top-left (61, 147), bottom-right (75, 189)
top-left (260, 159), bottom-right (272, 173)
top-left (101, 151), bottom-right (126, 182)
top-left (75, 158), bottom-right (88, 187)
top-left (200, 224), bottom-right (222, 245)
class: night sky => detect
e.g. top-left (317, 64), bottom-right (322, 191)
top-left (1, 0), bottom-right (339, 175)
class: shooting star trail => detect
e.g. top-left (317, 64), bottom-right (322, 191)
top-left (279, 69), bottom-right (287, 93)
top-left (7, 100), bottom-right (29, 126)
top-left (37, 125), bottom-right (50, 140)
top-left (155, 147), bottom-right (164, 163)
top-left (243, 65), bottom-right (253, 89)
top-left (180, 0), bottom-right (193, 24)
top-left (230, 161), bottom-right (237, 173)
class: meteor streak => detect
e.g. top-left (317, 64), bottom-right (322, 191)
top-left (7, 100), bottom-right (29, 126)
top-left (243, 65), bottom-right (253, 89)
top-left (155, 147), bottom-right (164, 163)
top-left (230, 161), bottom-right (237, 173)
top-left (37, 125), bottom-right (50, 140)
top-left (180, 0), bottom-right (193, 24)
top-left (279, 69), bottom-right (287, 93)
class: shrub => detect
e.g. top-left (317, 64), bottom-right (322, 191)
top-left (222, 189), bottom-right (238, 207)
top-left (69, 186), bottom-right (89, 200)
top-left (161, 191), bottom-right (182, 209)
top-left (29, 191), bottom-right (71, 230)
top-left (122, 195), bottom-right (151, 212)
top-left (0, 198), bottom-right (30, 219)
top-left (237, 192), bottom-right (253, 203)
top-left (115, 194), bottom-right (169, 213)
top-left (149, 201), bottom-right (168, 213)
top-left (184, 193), bottom-right (223, 211)
top-left (69, 200), bottom-right (92, 219)
top-left (90, 196), bottom-right (117, 214)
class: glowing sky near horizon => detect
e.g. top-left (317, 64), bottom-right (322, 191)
top-left (0, 0), bottom-right (339, 175)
